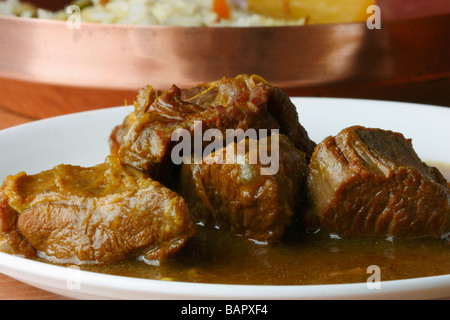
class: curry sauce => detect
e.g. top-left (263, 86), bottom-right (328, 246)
top-left (77, 224), bottom-right (449, 286)
top-left (71, 163), bottom-right (450, 285)
top-left (1, 164), bottom-right (448, 286)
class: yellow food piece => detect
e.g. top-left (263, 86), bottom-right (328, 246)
top-left (247, 0), bottom-right (376, 25)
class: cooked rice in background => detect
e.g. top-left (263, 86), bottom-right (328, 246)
top-left (0, 0), bottom-right (306, 26)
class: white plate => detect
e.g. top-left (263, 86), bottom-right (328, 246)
top-left (0, 98), bottom-right (449, 300)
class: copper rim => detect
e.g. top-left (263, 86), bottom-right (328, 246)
top-left (1, 0), bottom-right (450, 118)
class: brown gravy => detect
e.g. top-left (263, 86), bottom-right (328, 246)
top-left (5, 163), bottom-right (450, 286)
top-left (79, 226), bottom-right (449, 286)
top-left (74, 162), bottom-right (450, 286)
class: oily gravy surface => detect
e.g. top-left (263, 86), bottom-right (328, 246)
top-left (75, 162), bottom-right (450, 286)
top-left (80, 226), bottom-right (449, 286)
top-left (2, 163), bottom-right (449, 286)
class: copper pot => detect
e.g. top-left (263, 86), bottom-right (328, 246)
top-left (1, 0), bottom-right (450, 119)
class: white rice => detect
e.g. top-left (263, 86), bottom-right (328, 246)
top-left (0, 0), bottom-right (306, 27)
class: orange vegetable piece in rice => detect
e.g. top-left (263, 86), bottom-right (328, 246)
top-left (213, 0), bottom-right (231, 20)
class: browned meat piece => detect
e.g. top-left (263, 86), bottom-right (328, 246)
top-left (110, 75), bottom-right (315, 185)
top-left (306, 126), bottom-right (450, 239)
top-left (179, 133), bottom-right (309, 243)
top-left (110, 111), bottom-right (136, 157)
top-left (0, 156), bottom-right (195, 265)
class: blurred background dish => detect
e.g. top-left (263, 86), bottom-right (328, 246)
top-left (0, 0), bottom-right (449, 121)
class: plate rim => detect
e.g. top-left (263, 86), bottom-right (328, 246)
top-left (1, 96), bottom-right (449, 133)
top-left (1, 250), bottom-right (449, 300)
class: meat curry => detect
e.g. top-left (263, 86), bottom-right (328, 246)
top-left (0, 75), bottom-right (448, 286)
top-left (82, 213), bottom-right (450, 285)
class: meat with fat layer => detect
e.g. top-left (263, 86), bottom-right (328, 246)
top-left (179, 133), bottom-right (309, 243)
top-left (0, 156), bottom-right (195, 265)
top-left (110, 75), bottom-right (316, 186)
top-left (306, 126), bottom-right (450, 238)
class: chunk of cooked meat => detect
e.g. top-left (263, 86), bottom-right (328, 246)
top-left (306, 126), bottom-right (450, 238)
top-left (110, 75), bottom-right (315, 185)
top-left (178, 133), bottom-right (309, 243)
top-left (0, 156), bottom-right (195, 265)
